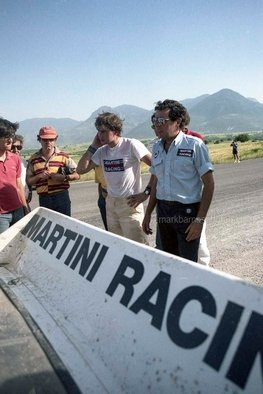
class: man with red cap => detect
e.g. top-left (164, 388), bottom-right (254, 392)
top-left (26, 126), bottom-right (80, 216)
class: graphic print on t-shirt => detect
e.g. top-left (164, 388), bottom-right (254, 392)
top-left (104, 159), bottom-right (124, 172)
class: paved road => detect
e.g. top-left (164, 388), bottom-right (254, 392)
top-left (31, 158), bottom-right (263, 286)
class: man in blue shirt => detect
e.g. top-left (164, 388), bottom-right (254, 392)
top-left (142, 99), bottom-right (214, 262)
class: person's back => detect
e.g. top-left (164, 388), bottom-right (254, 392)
top-left (183, 127), bottom-right (205, 142)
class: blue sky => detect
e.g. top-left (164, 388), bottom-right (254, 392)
top-left (1, 0), bottom-right (262, 122)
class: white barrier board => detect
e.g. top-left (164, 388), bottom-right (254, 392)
top-left (0, 207), bottom-right (262, 394)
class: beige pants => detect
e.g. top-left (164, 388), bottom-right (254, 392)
top-left (106, 195), bottom-right (148, 245)
top-left (198, 221), bottom-right (210, 266)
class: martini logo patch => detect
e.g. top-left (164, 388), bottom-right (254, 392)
top-left (177, 149), bottom-right (194, 157)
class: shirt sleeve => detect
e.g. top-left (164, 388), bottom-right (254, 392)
top-left (131, 139), bottom-right (150, 160)
top-left (194, 142), bottom-right (213, 177)
top-left (67, 156), bottom-right (78, 170)
top-left (91, 147), bottom-right (102, 167)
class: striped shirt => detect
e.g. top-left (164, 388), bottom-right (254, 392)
top-left (27, 147), bottom-right (77, 195)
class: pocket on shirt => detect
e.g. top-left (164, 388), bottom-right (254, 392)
top-left (153, 156), bottom-right (163, 178)
top-left (173, 156), bottom-right (194, 171)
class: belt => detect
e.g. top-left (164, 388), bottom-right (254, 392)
top-left (39, 190), bottom-right (68, 197)
top-left (157, 199), bottom-right (199, 207)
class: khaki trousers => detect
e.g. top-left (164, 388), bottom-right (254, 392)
top-left (106, 195), bottom-right (148, 245)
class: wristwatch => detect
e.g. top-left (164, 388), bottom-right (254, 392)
top-left (144, 186), bottom-right (151, 195)
top-left (194, 217), bottom-right (205, 224)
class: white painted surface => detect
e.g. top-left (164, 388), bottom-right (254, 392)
top-left (0, 207), bottom-right (262, 394)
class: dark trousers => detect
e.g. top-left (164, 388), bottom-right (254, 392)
top-left (157, 200), bottom-right (200, 262)
top-left (39, 190), bottom-right (71, 216)
top-left (97, 185), bottom-right (108, 230)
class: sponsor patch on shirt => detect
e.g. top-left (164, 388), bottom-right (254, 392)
top-left (177, 149), bottom-right (194, 157)
top-left (104, 159), bottom-right (124, 172)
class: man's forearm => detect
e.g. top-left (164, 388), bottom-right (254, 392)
top-left (145, 175), bottom-right (157, 216)
top-left (76, 151), bottom-right (94, 174)
top-left (197, 171), bottom-right (215, 219)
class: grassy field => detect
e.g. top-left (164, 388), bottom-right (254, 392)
top-left (22, 138), bottom-right (263, 182)
top-left (207, 140), bottom-right (263, 164)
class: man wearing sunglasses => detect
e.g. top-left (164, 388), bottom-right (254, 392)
top-left (0, 118), bottom-right (29, 234)
top-left (26, 126), bottom-right (80, 216)
top-left (11, 135), bottom-right (32, 207)
top-left (142, 99), bottom-right (214, 263)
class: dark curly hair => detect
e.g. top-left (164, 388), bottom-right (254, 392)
top-left (0, 117), bottom-right (19, 138)
top-left (154, 99), bottom-right (190, 129)
top-left (95, 112), bottom-right (123, 136)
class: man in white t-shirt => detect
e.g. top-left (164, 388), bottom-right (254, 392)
top-left (77, 112), bottom-right (152, 244)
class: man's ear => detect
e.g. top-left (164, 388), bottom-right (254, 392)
top-left (176, 118), bottom-right (182, 126)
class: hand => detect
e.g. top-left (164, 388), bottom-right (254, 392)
top-left (185, 221), bottom-right (203, 241)
top-left (127, 192), bottom-right (148, 208)
top-left (92, 133), bottom-right (104, 148)
top-left (38, 170), bottom-right (50, 180)
top-left (26, 191), bottom-right (32, 204)
top-left (23, 206), bottom-right (30, 215)
top-left (142, 213), bottom-right (153, 235)
top-left (49, 173), bottom-right (65, 182)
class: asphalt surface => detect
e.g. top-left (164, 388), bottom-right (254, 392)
top-left (30, 158), bottom-right (263, 287)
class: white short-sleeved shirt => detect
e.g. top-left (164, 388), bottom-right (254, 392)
top-left (92, 138), bottom-right (150, 197)
top-left (150, 131), bottom-right (213, 204)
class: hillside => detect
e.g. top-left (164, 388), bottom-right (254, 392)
top-left (17, 89), bottom-right (263, 147)
top-left (189, 89), bottom-right (263, 132)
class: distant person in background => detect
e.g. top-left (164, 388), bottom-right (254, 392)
top-left (11, 135), bottom-right (32, 208)
top-left (0, 118), bottom-right (29, 234)
top-left (94, 166), bottom-right (108, 230)
top-left (26, 126), bottom-right (80, 216)
top-left (230, 140), bottom-right (240, 163)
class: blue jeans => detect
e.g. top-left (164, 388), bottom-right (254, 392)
top-left (39, 190), bottom-right (71, 216)
top-left (0, 207), bottom-right (24, 234)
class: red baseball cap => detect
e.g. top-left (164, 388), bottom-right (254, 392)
top-left (38, 126), bottom-right (58, 139)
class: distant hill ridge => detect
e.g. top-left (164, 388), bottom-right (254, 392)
top-left (17, 89), bottom-right (263, 147)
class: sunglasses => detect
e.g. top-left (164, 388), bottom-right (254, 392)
top-left (40, 138), bottom-right (56, 142)
top-left (152, 117), bottom-right (170, 125)
top-left (11, 145), bottom-right (23, 151)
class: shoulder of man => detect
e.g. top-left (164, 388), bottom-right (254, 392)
top-left (186, 130), bottom-right (204, 142)
top-left (28, 150), bottom-right (42, 161)
top-left (54, 147), bottom-right (70, 158)
top-left (183, 132), bottom-right (204, 145)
